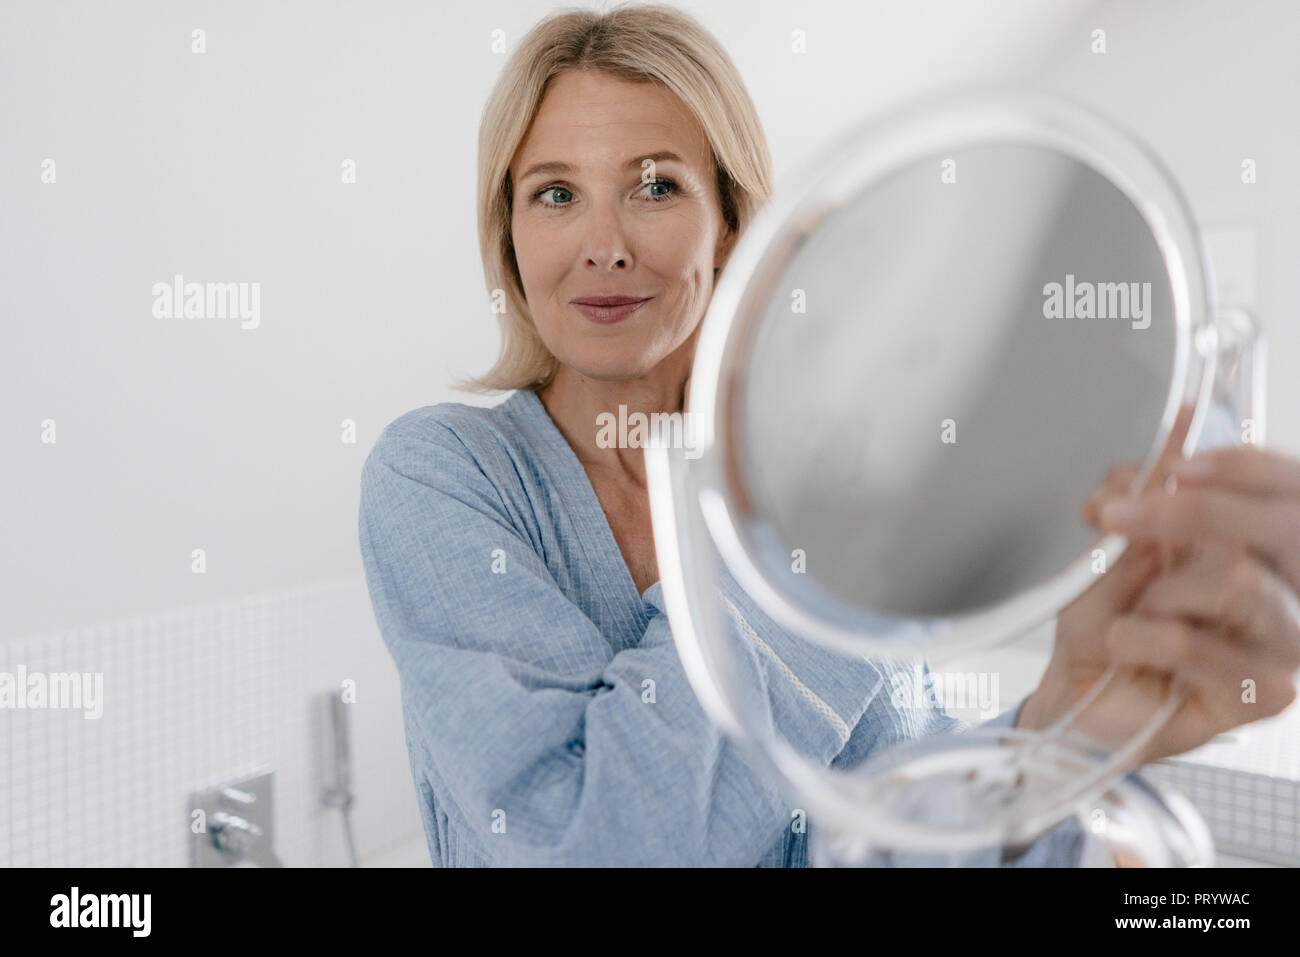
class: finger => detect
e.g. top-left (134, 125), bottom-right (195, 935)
top-left (1131, 542), bottom-right (1245, 626)
top-left (1105, 615), bottom-right (1298, 718)
top-left (1084, 539), bottom-right (1165, 611)
top-left (1168, 444), bottom-right (1300, 500)
top-left (1063, 541), bottom-right (1162, 635)
top-left (1083, 403), bottom-right (1199, 528)
top-left (1099, 483), bottom-right (1300, 583)
top-left (1082, 463), bottom-right (1140, 528)
top-left (1064, 544), bottom-right (1169, 647)
top-left (1133, 545), bottom-right (1300, 664)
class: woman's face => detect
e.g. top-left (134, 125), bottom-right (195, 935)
top-left (509, 70), bottom-right (736, 383)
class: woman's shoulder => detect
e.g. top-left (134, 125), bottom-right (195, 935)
top-left (367, 392), bottom-right (527, 462)
top-left (361, 391), bottom-right (542, 495)
top-left (358, 391), bottom-right (556, 570)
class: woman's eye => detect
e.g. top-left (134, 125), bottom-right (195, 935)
top-left (640, 178), bottom-right (678, 202)
top-left (535, 185), bottom-right (574, 207)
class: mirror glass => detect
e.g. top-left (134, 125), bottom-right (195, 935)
top-left (731, 143), bottom-right (1178, 622)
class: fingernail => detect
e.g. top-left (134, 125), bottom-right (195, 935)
top-left (1101, 499), bottom-right (1144, 527)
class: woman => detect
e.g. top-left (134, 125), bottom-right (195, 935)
top-left (358, 3), bottom-right (1300, 866)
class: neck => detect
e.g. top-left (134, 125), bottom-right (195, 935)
top-left (537, 339), bottom-right (694, 487)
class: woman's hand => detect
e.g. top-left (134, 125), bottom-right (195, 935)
top-left (1020, 442), bottom-right (1300, 765)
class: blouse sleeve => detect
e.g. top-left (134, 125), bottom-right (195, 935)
top-left (357, 416), bottom-right (886, 866)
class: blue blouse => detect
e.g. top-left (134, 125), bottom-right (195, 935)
top-left (358, 388), bottom-right (1084, 866)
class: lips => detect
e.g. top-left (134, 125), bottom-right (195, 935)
top-left (570, 296), bottom-right (652, 324)
top-left (571, 295), bottom-right (649, 306)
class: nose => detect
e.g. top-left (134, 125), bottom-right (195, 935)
top-left (582, 206), bottom-right (633, 271)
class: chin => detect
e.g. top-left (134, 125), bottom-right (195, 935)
top-left (560, 348), bottom-right (661, 383)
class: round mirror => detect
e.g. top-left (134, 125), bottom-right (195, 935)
top-left (691, 90), bottom-right (1217, 659)
top-left (646, 89), bottom-right (1259, 862)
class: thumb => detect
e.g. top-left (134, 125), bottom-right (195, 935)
top-left (1081, 401), bottom-right (1200, 528)
top-left (1082, 463), bottom-right (1141, 528)
top-left (1065, 539), bottom-right (1164, 625)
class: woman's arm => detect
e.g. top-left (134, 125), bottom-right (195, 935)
top-left (358, 417), bottom-right (881, 866)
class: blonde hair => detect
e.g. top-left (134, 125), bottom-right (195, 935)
top-left (455, 1), bottom-right (775, 394)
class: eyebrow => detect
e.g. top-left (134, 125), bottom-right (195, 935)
top-left (517, 150), bottom-right (684, 183)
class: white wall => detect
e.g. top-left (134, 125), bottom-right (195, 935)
top-left (1030, 0), bottom-right (1299, 451)
top-left (1, 0), bottom-right (1093, 639)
